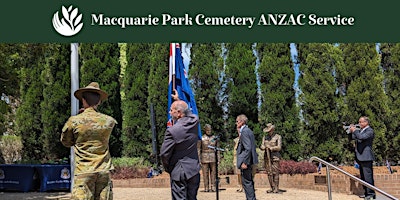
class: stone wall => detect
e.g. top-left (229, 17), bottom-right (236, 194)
top-left (112, 173), bottom-right (400, 198)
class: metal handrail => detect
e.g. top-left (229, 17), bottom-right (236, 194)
top-left (310, 156), bottom-right (398, 200)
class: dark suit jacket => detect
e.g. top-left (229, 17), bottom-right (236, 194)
top-left (352, 126), bottom-right (375, 161)
top-left (160, 114), bottom-right (201, 181)
top-left (236, 125), bottom-right (259, 168)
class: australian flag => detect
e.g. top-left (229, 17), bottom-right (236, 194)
top-left (167, 43), bottom-right (201, 139)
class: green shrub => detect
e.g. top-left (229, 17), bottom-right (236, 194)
top-left (0, 135), bottom-right (23, 164)
top-left (219, 148), bottom-right (234, 175)
top-left (112, 157), bottom-right (151, 168)
top-left (111, 157), bottom-right (152, 179)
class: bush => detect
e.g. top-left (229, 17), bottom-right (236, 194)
top-left (111, 166), bottom-right (149, 179)
top-left (113, 157), bottom-right (151, 168)
top-left (219, 148), bottom-right (234, 175)
top-left (219, 147), bottom-right (264, 175)
top-left (0, 135), bottom-right (23, 164)
top-left (279, 160), bottom-right (317, 175)
top-left (111, 157), bottom-right (152, 179)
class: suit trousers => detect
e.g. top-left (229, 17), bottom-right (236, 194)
top-left (170, 173), bottom-right (200, 200)
top-left (241, 165), bottom-right (256, 200)
top-left (358, 160), bottom-right (375, 197)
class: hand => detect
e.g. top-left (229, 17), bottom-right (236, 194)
top-left (78, 108), bottom-right (85, 114)
top-left (240, 163), bottom-right (248, 169)
top-left (172, 89), bottom-right (179, 101)
top-left (349, 125), bottom-right (356, 133)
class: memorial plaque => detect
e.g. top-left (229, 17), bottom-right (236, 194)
top-left (314, 175), bottom-right (327, 184)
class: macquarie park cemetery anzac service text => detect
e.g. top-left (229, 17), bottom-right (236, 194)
top-left (91, 13), bottom-right (355, 29)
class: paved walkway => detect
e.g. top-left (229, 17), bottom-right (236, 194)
top-left (0, 187), bottom-right (389, 200)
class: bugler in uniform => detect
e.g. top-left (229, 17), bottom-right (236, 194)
top-left (61, 82), bottom-right (117, 200)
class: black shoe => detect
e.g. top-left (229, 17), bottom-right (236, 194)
top-left (358, 194), bottom-right (365, 198)
top-left (364, 195), bottom-right (376, 200)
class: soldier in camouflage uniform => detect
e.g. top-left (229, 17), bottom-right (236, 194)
top-left (260, 123), bottom-right (282, 194)
top-left (198, 124), bottom-right (219, 192)
top-left (61, 82), bottom-right (117, 200)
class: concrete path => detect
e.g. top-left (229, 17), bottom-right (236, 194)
top-left (0, 188), bottom-right (390, 200)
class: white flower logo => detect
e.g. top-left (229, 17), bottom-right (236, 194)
top-left (52, 5), bottom-right (83, 36)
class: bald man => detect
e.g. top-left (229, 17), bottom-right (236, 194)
top-left (161, 100), bottom-right (201, 200)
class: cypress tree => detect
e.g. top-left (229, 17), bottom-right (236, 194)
top-left (147, 43), bottom-right (169, 159)
top-left (0, 44), bottom-right (18, 135)
top-left (190, 43), bottom-right (225, 139)
top-left (379, 43), bottom-right (400, 161)
top-left (40, 43), bottom-right (71, 160)
top-left (16, 44), bottom-right (46, 161)
top-left (297, 43), bottom-right (343, 162)
top-left (337, 43), bottom-right (389, 162)
top-left (257, 43), bottom-right (300, 160)
top-left (121, 43), bottom-right (151, 157)
top-left (0, 44), bottom-right (20, 96)
top-left (79, 43), bottom-right (123, 157)
top-left (224, 43), bottom-right (258, 140)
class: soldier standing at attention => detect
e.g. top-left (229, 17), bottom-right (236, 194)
top-left (260, 123), bottom-right (282, 194)
top-left (198, 124), bottom-right (219, 192)
top-left (61, 82), bottom-right (117, 200)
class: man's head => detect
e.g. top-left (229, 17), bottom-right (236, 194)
top-left (74, 82), bottom-right (108, 108)
top-left (82, 92), bottom-right (101, 107)
top-left (204, 124), bottom-right (212, 136)
top-left (358, 116), bottom-right (370, 129)
top-left (236, 114), bottom-right (248, 129)
top-left (169, 100), bottom-right (189, 121)
top-left (263, 123), bottom-right (275, 135)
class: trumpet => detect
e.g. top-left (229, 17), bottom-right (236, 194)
top-left (342, 123), bottom-right (360, 134)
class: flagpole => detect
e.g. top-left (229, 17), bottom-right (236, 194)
top-left (171, 43), bottom-right (176, 90)
top-left (70, 43), bottom-right (79, 192)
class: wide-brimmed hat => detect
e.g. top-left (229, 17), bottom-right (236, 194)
top-left (74, 82), bottom-right (108, 101)
top-left (263, 123), bottom-right (275, 133)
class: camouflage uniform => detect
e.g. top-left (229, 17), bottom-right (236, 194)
top-left (61, 107), bottom-right (117, 200)
top-left (260, 133), bottom-right (282, 193)
top-left (198, 134), bottom-right (219, 192)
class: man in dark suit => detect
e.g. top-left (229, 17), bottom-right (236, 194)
top-left (236, 114), bottom-right (259, 200)
top-left (350, 116), bottom-right (376, 200)
top-left (160, 100), bottom-right (201, 200)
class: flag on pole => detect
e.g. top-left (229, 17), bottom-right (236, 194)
top-left (167, 43), bottom-right (202, 139)
top-left (386, 160), bottom-right (393, 174)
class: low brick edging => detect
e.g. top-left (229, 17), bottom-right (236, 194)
top-left (113, 173), bottom-right (400, 198)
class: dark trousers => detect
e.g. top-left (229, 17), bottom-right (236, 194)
top-left (170, 173), bottom-right (200, 200)
top-left (241, 165), bottom-right (256, 200)
top-left (358, 160), bottom-right (375, 197)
